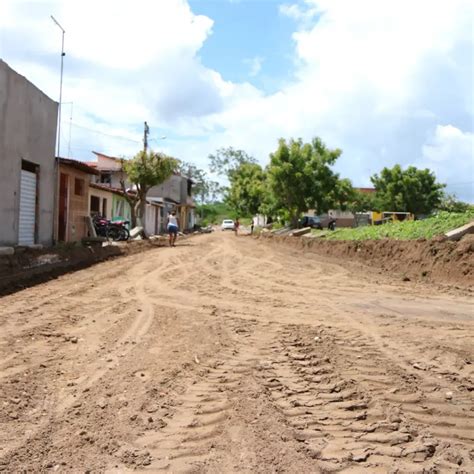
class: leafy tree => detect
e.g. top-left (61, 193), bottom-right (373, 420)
top-left (178, 161), bottom-right (222, 205)
top-left (330, 178), bottom-right (357, 211)
top-left (371, 165), bottom-right (445, 215)
top-left (226, 162), bottom-right (266, 216)
top-left (349, 190), bottom-right (379, 213)
top-left (120, 150), bottom-right (178, 230)
top-left (267, 137), bottom-right (342, 226)
top-left (209, 147), bottom-right (257, 177)
top-left (437, 194), bottom-right (473, 213)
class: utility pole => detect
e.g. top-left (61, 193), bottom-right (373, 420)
top-left (51, 15), bottom-right (65, 245)
top-left (51, 15), bottom-right (65, 157)
top-left (143, 121), bottom-right (150, 152)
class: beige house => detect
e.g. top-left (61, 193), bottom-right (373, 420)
top-left (88, 183), bottom-right (113, 219)
top-left (56, 158), bottom-right (99, 242)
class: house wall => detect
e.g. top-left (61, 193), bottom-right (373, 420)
top-left (57, 165), bottom-right (90, 242)
top-left (145, 203), bottom-right (162, 235)
top-left (111, 194), bottom-right (131, 223)
top-left (147, 175), bottom-right (181, 204)
top-left (88, 188), bottom-right (113, 219)
top-left (0, 60), bottom-right (58, 246)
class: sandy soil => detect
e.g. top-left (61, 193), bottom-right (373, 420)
top-left (0, 232), bottom-right (472, 473)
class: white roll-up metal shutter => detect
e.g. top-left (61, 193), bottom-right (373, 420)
top-left (18, 170), bottom-right (37, 245)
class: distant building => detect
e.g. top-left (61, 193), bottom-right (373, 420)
top-left (88, 151), bottom-right (195, 233)
top-left (355, 187), bottom-right (376, 194)
top-left (0, 60), bottom-right (58, 247)
top-left (147, 174), bottom-right (195, 232)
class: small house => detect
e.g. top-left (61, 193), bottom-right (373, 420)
top-left (0, 60), bottom-right (58, 247)
top-left (56, 158), bottom-right (99, 242)
top-left (89, 182), bottom-right (132, 223)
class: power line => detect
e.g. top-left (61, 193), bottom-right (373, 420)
top-left (66, 121), bottom-right (142, 144)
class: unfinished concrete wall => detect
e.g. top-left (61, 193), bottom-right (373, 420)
top-left (0, 60), bottom-right (58, 246)
top-left (148, 174), bottom-right (181, 205)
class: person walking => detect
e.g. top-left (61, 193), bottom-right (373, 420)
top-left (234, 218), bottom-right (240, 236)
top-left (250, 217), bottom-right (255, 235)
top-left (167, 211), bottom-right (179, 247)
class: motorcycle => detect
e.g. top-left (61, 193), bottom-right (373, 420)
top-left (93, 215), bottom-right (130, 241)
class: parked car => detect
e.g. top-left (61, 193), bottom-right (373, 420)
top-left (299, 216), bottom-right (323, 230)
top-left (221, 219), bottom-right (235, 231)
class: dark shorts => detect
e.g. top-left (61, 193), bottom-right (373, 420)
top-left (168, 224), bottom-right (178, 235)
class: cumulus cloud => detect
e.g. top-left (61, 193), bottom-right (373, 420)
top-left (1, 0), bottom-right (472, 201)
top-left (419, 125), bottom-right (473, 199)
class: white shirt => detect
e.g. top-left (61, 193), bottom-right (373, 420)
top-left (168, 215), bottom-right (178, 226)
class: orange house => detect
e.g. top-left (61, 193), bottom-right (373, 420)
top-left (55, 158), bottom-right (99, 242)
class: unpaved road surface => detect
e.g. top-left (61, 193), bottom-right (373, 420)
top-left (1, 232), bottom-right (473, 473)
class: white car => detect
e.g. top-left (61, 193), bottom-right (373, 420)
top-left (221, 219), bottom-right (235, 231)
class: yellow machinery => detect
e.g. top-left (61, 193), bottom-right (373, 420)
top-left (371, 211), bottom-right (414, 225)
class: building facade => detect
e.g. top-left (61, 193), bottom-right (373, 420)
top-left (0, 60), bottom-right (58, 246)
top-left (56, 159), bottom-right (99, 242)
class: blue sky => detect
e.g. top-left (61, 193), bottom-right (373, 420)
top-left (0, 0), bottom-right (473, 201)
top-left (189, 0), bottom-right (296, 92)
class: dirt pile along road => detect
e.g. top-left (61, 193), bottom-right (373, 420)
top-left (0, 232), bottom-right (472, 472)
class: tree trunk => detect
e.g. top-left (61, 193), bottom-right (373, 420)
top-left (136, 193), bottom-right (148, 238)
top-left (130, 204), bottom-right (138, 229)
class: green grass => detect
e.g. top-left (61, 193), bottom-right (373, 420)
top-left (196, 202), bottom-right (252, 226)
top-left (311, 211), bottom-right (474, 241)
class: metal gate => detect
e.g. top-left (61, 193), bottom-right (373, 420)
top-left (18, 169), bottom-right (37, 245)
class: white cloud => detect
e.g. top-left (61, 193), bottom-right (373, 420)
top-left (244, 56), bottom-right (264, 77)
top-left (0, 0), bottom-right (472, 201)
top-left (419, 125), bottom-right (473, 200)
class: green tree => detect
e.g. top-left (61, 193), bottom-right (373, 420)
top-left (267, 137), bottom-right (342, 226)
top-left (331, 178), bottom-right (356, 211)
top-left (209, 147), bottom-right (257, 177)
top-left (121, 150), bottom-right (178, 230)
top-left (178, 161), bottom-right (222, 206)
top-left (226, 162), bottom-right (266, 217)
top-left (371, 165), bottom-right (445, 215)
top-left (437, 193), bottom-right (473, 213)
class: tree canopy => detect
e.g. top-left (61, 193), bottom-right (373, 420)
top-left (370, 165), bottom-right (445, 215)
top-left (226, 162), bottom-right (266, 217)
top-left (121, 150), bottom-right (177, 229)
top-left (267, 137), bottom-right (342, 225)
top-left (178, 161), bottom-right (222, 205)
top-left (209, 147), bottom-right (257, 178)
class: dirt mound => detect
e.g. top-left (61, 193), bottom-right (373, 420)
top-left (259, 233), bottom-right (474, 287)
top-left (0, 239), bottom-right (171, 296)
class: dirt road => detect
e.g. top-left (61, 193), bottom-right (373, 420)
top-left (0, 232), bottom-right (473, 472)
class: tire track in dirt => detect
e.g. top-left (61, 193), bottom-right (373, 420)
top-left (0, 253), bottom-right (167, 466)
top-left (256, 323), bottom-right (473, 471)
top-left (1, 232), bottom-right (473, 472)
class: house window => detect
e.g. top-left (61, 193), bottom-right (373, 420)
top-left (90, 195), bottom-right (100, 215)
top-left (74, 178), bottom-right (85, 196)
top-left (100, 172), bottom-right (112, 185)
top-left (102, 198), bottom-right (108, 218)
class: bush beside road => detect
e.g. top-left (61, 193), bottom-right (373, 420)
top-left (313, 211), bottom-right (474, 241)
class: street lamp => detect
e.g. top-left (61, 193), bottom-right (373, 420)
top-left (51, 15), bottom-right (65, 157)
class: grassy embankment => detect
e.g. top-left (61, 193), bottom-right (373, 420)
top-left (311, 211), bottom-right (474, 241)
